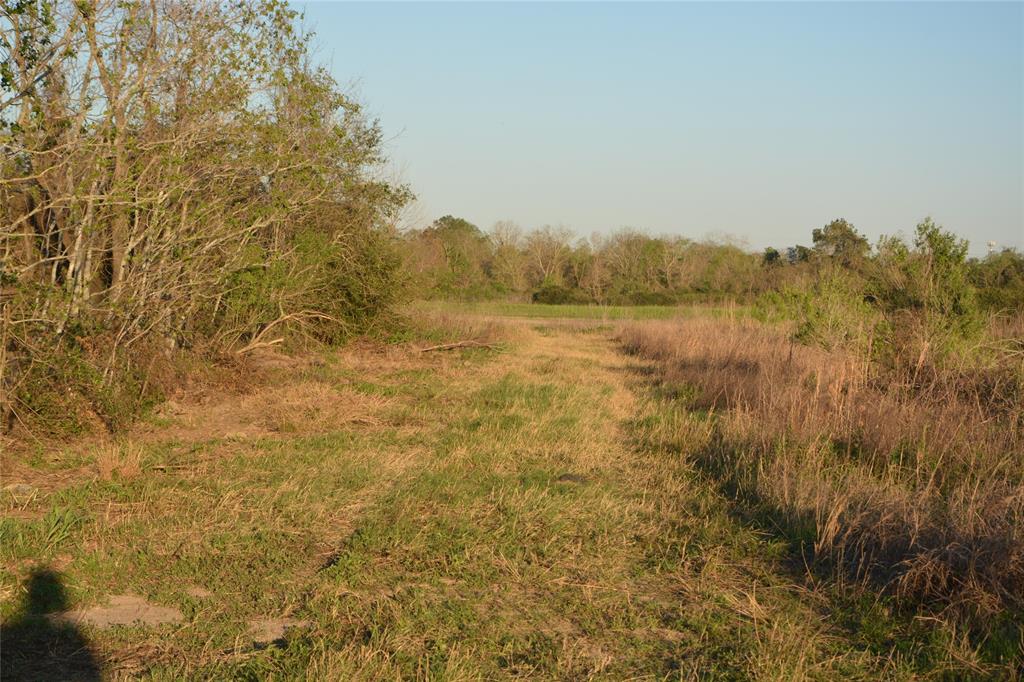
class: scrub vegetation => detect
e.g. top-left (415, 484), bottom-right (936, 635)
top-left (2, 0), bottom-right (410, 438)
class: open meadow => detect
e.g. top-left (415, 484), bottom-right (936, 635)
top-left (2, 306), bottom-right (1021, 679)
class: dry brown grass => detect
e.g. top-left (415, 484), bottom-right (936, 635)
top-left (408, 309), bottom-right (528, 349)
top-left (619, 317), bottom-right (1024, 620)
top-left (95, 443), bottom-right (143, 481)
top-left (248, 382), bottom-right (390, 433)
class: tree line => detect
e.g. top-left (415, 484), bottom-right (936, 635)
top-left (403, 215), bottom-right (1024, 312)
top-left (404, 216), bottom-right (760, 305)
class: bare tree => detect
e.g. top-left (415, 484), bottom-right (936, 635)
top-left (489, 220), bottom-right (527, 290)
top-left (524, 225), bottom-right (572, 287)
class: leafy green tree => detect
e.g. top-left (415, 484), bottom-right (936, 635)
top-left (913, 217), bottom-right (978, 327)
top-left (812, 219), bottom-right (869, 267)
top-left (787, 245), bottom-right (812, 264)
top-left (866, 219), bottom-right (981, 368)
top-left (970, 248), bottom-right (1024, 312)
top-left (416, 215), bottom-right (493, 296)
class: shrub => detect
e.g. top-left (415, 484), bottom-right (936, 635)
top-left (531, 283), bottom-right (591, 305)
top-left (869, 220), bottom-right (982, 361)
top-left (219, 226), bottom-right (403, 350)
top-left (624, 290), bottom-right (678, 306)
top-left (756, 268), bottom-right (881, 355)
top-left (971, 249), bottom-right (1024, 312)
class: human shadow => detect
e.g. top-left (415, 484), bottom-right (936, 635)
top-left (1, 568), bottom-right (102, 681)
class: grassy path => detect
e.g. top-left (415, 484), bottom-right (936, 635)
top-left (4, 322), bottom-right (903, 679)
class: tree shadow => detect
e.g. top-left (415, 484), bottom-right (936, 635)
top-left (1, 568), bottom-right (102, 681)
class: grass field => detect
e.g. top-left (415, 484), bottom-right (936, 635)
top-left (1, 312), bottom-right (1017, 679)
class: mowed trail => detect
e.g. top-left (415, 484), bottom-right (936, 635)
top-left (2, 320), bottom-right (889, 679)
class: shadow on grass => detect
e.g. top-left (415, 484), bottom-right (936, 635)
top-left (1, 568), bottom-right (102, 682)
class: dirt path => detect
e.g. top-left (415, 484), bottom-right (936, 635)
top-left (2, 321), bottom-right (895, 679)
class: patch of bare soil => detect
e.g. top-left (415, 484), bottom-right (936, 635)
top-left (248, 617), bottom-right (310, 645)
top-left (48, 594), bottom-right (182, 628)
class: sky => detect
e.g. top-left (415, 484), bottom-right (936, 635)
top-left (294, 1), bottom-right (1023, 253)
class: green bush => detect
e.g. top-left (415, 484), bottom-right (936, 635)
top-left (868, 219), bottom-right (983, 367)
top-left (971, 249), bottom-right (1024, 312)
top-left (531, 283), bottom-right (592, 305)
top-left (754, 269), bottom-right (881, 355)
top-left (11, 339), bottom-right (163, 436)
top-left (795, 269), bottom-right (881, 354)
top-left (624, 290), bottom-right (678, 306)
top-left (220, 226), bottom-right (403, 348)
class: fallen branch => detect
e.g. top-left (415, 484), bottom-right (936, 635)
top-left (235, 337), bottom-right (284, 355)
top-left (417, 340), bottom-right (498, 353)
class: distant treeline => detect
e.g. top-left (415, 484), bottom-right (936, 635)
top-left (403, 215), bottom-right (1024, 311)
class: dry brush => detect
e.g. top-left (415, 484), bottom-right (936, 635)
top-left (620, 316), bottom-right (1024, 623)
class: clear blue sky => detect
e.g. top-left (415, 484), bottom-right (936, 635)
top-left (294, 1), bottom-right (1023, 253)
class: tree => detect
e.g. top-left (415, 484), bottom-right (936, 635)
top-left (414, 215), bottom-right (492, 295)
top-left (656, 237), bottom-right (690, 290)
top-left (578, 233), bottom-right (611, 304)
top-left (812, 218), bottom-right (869, 267)
top-left (866, 219), bottom-right (981, 371)
top-left (970, 248), bottom-right (1024, 311)
top-left (488, 220), bottom-right (527, 291)
top-left (912, 217), bottom-right (977, 328)
top-left (524, 225), bottom-right (572, 287)
top-left (787, 245), bottom-right (812, 264)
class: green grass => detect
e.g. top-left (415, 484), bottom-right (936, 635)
top-left (414, 299), bottom-right (749, 320)
top-left (1, 320), bottom-right (1005, 679)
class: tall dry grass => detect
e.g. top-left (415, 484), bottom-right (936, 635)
top-left (620, 317), bottom-right (1023, 620)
